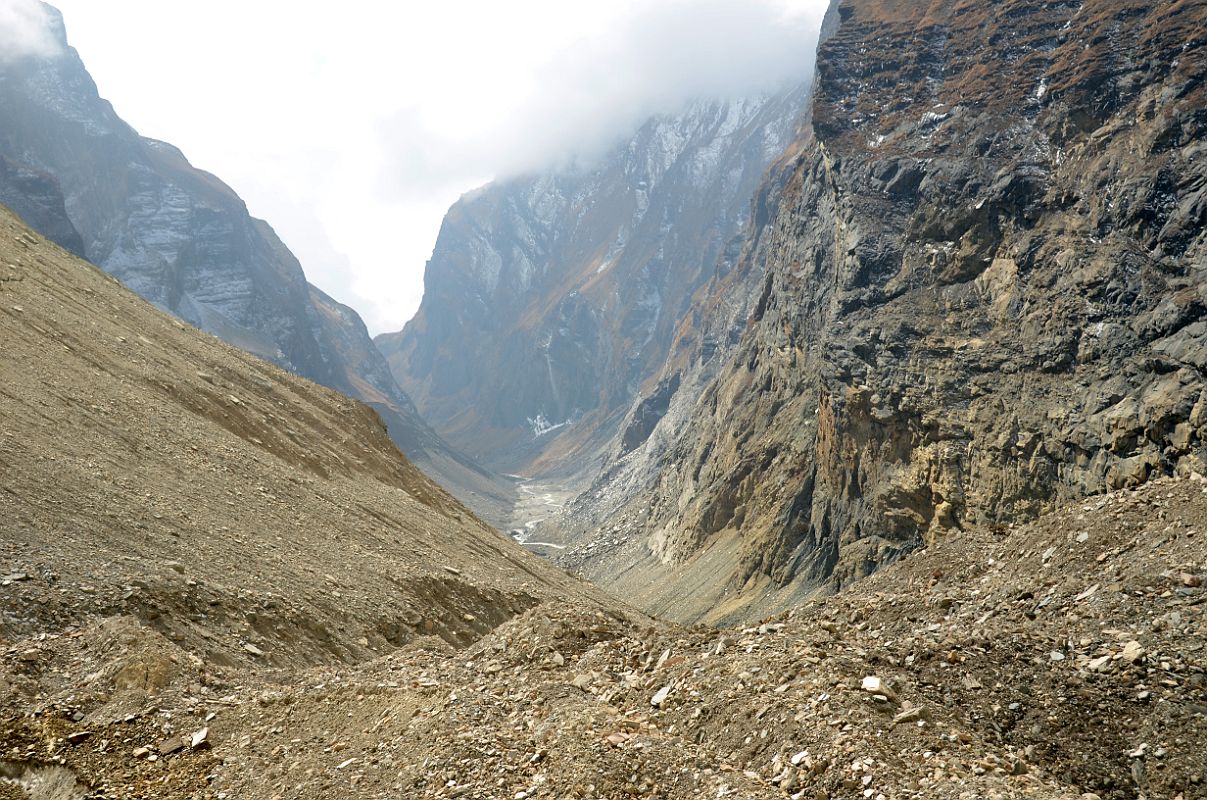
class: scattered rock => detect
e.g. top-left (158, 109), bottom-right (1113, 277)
top-left (892, 707), bottom-right (928, 726)
top-left (861, 675), bottom-right (898, 703)
top-left (158, 737), bottom-right (186, 756)
top-left (190, 727), bottom-right (210, 749)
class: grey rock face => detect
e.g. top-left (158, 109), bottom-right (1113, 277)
top-left (0, 13), bottom-right (337, 384)
top-left (0, 153), bottom-right (84, 257)
top-left (377, 87), bottom-right (808, 474)
top-left (556, 0), bottom-right (1207, 623)
top-left (0, 6), bottom-right (509, 523)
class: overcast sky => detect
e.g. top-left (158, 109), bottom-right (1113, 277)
top-left (33, 1), bottom-right (824, 333)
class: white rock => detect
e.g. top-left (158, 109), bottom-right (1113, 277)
top-left (1121, 640), bottom-right (1145, 663)
top-left (189, 728), bottom-right (209, 748)
top-left (651, 686), bottom-right (671, 707)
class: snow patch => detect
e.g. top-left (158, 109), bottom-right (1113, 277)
top-left (528, 414), bottom-right (571, 437)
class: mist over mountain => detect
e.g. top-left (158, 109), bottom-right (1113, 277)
top-left (0, 0), bottom-right (59, 62)
top-left (379, 0), bottom-right (822, 198)
top-left (34, 0), bottom-right (825, 334)
top-left (1, 1), bottom-right (1205, 797)
top-left (0, 2), bottom-right (513, 524)
top-left (377, 85), bottom-right (808, 481)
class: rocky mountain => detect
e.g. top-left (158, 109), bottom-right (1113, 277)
top-left (2, 6), bottom-right (1206, 796)
top-left (2, 214), bottom-right (1203, 795)
top-left (554, 0), bottom-right (1207, 623)
top-left (377, 86), bottom-right (808, 475)
top-left (0, 4), bottom-right (512, 524)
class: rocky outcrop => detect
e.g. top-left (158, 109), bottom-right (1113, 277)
top-left (0, 153), bottom-right (84, 256)
top-left (377, 88), bottom-right (807, 474)
top-left (559, 0), bottom-right (1207, 623)
top-left (0, 5), bottom-right (511, 522)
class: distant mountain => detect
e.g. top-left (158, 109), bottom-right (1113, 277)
top-left (377, 87), bottom-right (807, 476)
top-left (0, 4), bottom-right (511, 523)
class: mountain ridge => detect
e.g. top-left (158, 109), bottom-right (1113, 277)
top-left (0, 3), bottom-right (514, 525)
top-left (377, 86), bottom-right (809, 480)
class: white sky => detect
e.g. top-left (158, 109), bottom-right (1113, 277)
top-left (44, 0), bottom-right (825, 333)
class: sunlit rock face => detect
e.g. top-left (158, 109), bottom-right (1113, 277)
top-left (378, 86), bottom-right (808, 474)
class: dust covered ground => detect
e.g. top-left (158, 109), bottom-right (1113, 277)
top-left (3, 477), bottom-right (1204, 799)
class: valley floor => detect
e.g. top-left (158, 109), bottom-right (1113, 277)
top-left (3, 477), bottom-right (1204, 799)
top-left (506, 481), bottom-right (578, 553)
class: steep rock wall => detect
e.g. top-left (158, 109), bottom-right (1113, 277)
top-left (561, 0), bottom-right (1207, 623)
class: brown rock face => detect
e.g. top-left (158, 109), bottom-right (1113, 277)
top-left (562, 0), bottom-right (1207, 622)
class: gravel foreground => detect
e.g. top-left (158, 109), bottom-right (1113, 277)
top-left (3, 475), bottom-right (1203, 799)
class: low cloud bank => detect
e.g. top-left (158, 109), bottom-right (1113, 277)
top-left (380, 0), bottom-right (824, 199)
top-left (0, 0), bottom-right (61, 63)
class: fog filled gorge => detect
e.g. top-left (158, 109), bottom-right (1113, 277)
top-left (0, 1), bottom-right (1205, 798)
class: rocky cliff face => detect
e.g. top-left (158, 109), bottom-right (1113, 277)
top-left (377, 88), bottom-right (807, 474)
top-left (559, 0), bottom-right (1207, 623)
top-left (0, 152), bottom-right (85, 256)
top-left (0, 5), bottom-right (510, 522)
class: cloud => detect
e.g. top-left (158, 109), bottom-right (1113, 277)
top-left (378, 0), bottom-right (824, 200)
top-left (46, 0), bottom-right (826, 332)
top-left (0, 0), bottom-right (62, 63)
